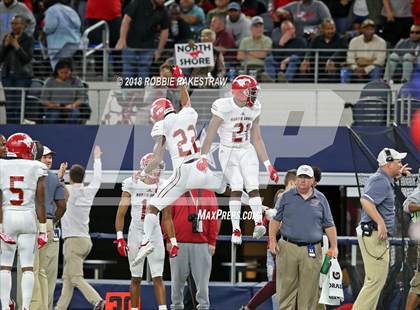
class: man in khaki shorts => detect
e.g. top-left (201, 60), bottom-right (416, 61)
top-left (403, 181), bottom-right (420, 310)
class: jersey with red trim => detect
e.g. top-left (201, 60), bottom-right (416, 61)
top-left (122, 177), bottom-right (160, 225)
top-left (0, 159), bottom-right (48, 211)
top-left (151, 107), bottom-right (201, 168)
top-left (211, 97), bottom-right (261, 148)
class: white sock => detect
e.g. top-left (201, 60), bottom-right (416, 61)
top-left (240, 191), bottom-right (250, 205)
top-left (158, 305), bottom-right (167, 310)
top-left (249, 196), bottom-right (263, 224)
top-left (0, 270), bottom-right (12, 310)
top-left (229, 200), bottom-right (241, 231)
top-left (142, 213), bottom-right (158, 244)
top-left (21, 271), bottom-right (35, 309)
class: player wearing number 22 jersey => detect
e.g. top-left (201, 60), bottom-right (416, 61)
top-left (132, 65), bottom-right (224, 267)
top-left (0, 133), bottom-right (48, 310)
top-left (201, 75), bottom-right (280, 245)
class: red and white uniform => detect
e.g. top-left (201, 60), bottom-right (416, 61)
top-left (122, 177), bottom-right (165, 278)
top-left (0, 159), bottom-right (48, 267)
top-left (150, 107), bottom-right (222, 210)
top-left (211, 97), bottom-right (261, 192)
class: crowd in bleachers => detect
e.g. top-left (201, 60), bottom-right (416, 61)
top-left (1, 0), bottom-right (420, 124)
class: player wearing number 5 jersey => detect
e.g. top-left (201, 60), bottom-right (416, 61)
top-left (201, 75), bottom-right (280, 245)
top-left (114, 153), bottom-right (177, 310)
top-left (132, 65), bottom-right (225, 267)
top-left (0, 133), bottom-right (48, 310)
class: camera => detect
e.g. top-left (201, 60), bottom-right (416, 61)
top-left (188, 213), bottom-right (202, 233)
top-left (361, 221), bottom-right (376, 237)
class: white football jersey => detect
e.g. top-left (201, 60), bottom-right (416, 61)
top-left (151, 107), bottom-right (201, 169)
top-left (0, 159), bottom-right (48, 211)
top-left (211, 97), bottom-right (261, 148)
top-left (122, 177), bottom-right (159, 224)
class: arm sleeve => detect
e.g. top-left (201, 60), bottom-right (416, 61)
top-left (346, 38), bottom-right (356, 66)
top-left (211, 99), bottom-right (227, 120)
top-left (273, 195), bottom-right (286, 222)
top-left (72, 77), bottom-right (85, 102)
top-left (37, 162), bottom-right (48, 178)
top-left (373, 39), bottom-right (387, 66)
top-left (321, 197), bottom-right (335, 228)
top-left (151, 120), bottom-right (165, 138)
top-left (361, 178), bottom-right (388, 206)
top-left (85, 158), bottom-right (102, 199)
top-left (125, 0), bottom-right (139, 19)
top-left (23, 8), bottom-right (36, 35)
top-left (15, 36), bottom-right (33, 64)
top-left (43, 8), bottom-right (58, 34)
top-left (121, 178), bottom-right (131, 194)
top-left (318, 2), bottom-right (332, 19)
top-left (238, 37), bottom-right (247, 51)
top-left (41, 79), bottom-right (53, 102)
top-left (263, 37), bottom-right (272, 50)
top-left (403, 188), bottom-right (420, 214)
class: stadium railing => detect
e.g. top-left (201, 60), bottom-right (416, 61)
top-left (1, 86), bottom-right (418, 126)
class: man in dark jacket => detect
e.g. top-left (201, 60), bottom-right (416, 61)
top-left (0, 14), bottom-right (33, 123)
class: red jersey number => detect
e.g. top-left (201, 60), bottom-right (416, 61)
top-left (173, 124), bottom-right (200, 157)
top-left (232, 122), bottom-right (251, 143)
top-left (10, 176), bottom-right (24, 206)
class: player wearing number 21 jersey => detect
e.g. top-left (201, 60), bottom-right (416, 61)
top-left (114, 153), bottom-right (177, 310)
top-left (0, 133), bottom-right (48, 310)
top-left (131, 65), bottom-right (224, 267)
top-left (201, 75), bottom-right (280, 245)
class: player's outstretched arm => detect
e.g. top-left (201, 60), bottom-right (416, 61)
top-left (114, 191), bottom-right (130, 257)
top-left (201, 115), bottom-right (223, 155)
top-left (171, 65), bottom-right (191, 108)
top-left (0, 190), bottom-right (3, 224)
top-left (252, 116), bottom-right (279, 183)
top-left (143, 136), bottom-right (166, 176)
top-left (35, 176), bottom-right (47, 224)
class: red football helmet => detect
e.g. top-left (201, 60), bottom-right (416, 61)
top-left (150, 98), bottom-right (175, 123)
top-left (6, 133), bottom-right (36, 160)
top-left (139, 153), bottom-right (165, 182)
top-left (231, 75), bottom-right (260, 107)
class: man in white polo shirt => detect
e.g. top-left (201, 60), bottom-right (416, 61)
top-left (56, 145), bottom-right (105, 310)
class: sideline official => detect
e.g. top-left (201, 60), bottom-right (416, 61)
top-left (269, 165), bottom-right (338, 310)
top-left (353, 148), bottom-right (411, 310)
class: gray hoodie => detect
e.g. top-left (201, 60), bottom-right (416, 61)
top-left (225, 13), bottom-right (251, 47)
top-left (0, 0), bottom-right (36, 41)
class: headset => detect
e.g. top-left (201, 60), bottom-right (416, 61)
top-left (384, 148), bottom-right (393, 162)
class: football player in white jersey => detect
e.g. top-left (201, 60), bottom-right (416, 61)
top-left (114, 153), bottom-right (177, 310)
top-left (200, 75), bottom-right (280, 245)
top-left (131, 65), bottom-right (225, 266)
top-left (0, 133), bottom-right (48, 310)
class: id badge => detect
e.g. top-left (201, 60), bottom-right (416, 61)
top-left (53, 228), bottom-right (61, 242)
top-left (307, 244), bottom-right (316, 258)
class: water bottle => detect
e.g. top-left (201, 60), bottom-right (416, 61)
top-left (320, 249), bottom-right (333, 274)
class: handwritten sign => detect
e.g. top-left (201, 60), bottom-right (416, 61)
top-left (175, 43), bottom-right (214, 68)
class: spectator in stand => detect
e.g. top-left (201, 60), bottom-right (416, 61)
top-left (237, 16), bottom-right (272, 79)
top-left (116, 0), bottom-right (169, 80)
top-left (197, 0), bottom-right (214, 14)
top-left (225, 2), bottom-right (251, 47)
top-left (180, 0), bottom-right (206, 36)
top-left (42, 0), bottom-right (81, 70)
top-left (206, 0), bottom-right (229, 25)
top-left (268, 20), bottom-right (306, 82)
top-left (280, 0), bottom-right (332, 38)
top-left (0, 0), bottom-right (35, 42)
top-left (241, 0), bottom-right (261, 17)
top-left (164, 189), bottom-right (219, 310)
top-left (381, 0), bottom-right (413, 47)
top-left (384, 24), bottom-right (420, 83)
top-left (240, 170), bottom-right (297, 310)
top-left (85, 0), bottom-right (122, 76)
top-left (273, 0), bottom-right (295, 11)
top-left (0, 134), bottom-right (6, 158)
top-left (322, 0), bottom-right (353, 34)
top-left (0, 14), bottom-right (33, 124)
top-left (350, 0), bottom-right (383, 26)
top-left (210, 14), bottom-right (236, 64)
top-left (166, 3), bottom-right (193, 49)
top-left (413, 0), bottom-right (420, 26)
top-left (341, 19), bottom-right (386, 83)
top-left (191, 28), bottom-right (226, 84)
top-left (300, 18), bottom-right (348, 82)
top-left (41, 58), bottom-right (85, 124)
